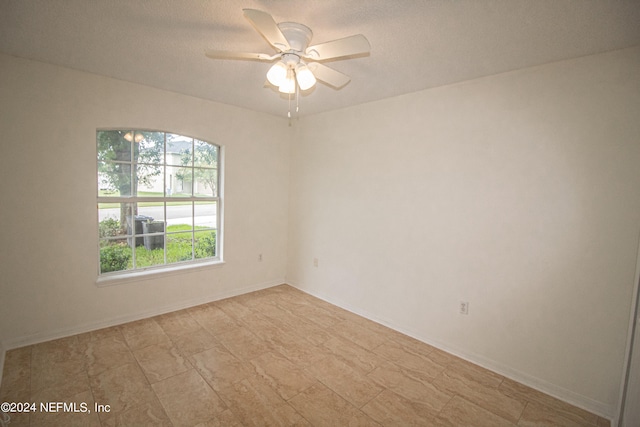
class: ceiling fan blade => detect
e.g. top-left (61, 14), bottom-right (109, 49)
top-left (308, 63), bottom-right (351, 89)
top-left (305, 34), bottom-right (370, 61)
top-left (205, 50), bottom-right (277, 61)
top-left (243, 9), bottom-right (291, 52)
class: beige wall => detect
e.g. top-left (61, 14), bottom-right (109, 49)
top-left (0, 53), bottom-right (291, 347)
top-left (287, 46), bottom-right (640, 417)
top-left (1, 45), bottom-right (639, 419)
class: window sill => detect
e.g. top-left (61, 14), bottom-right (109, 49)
top-left (95, 259), bottom-right (225, 287)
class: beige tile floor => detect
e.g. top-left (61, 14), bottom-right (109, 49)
top-left (1, 284), bottom-right (610, 426)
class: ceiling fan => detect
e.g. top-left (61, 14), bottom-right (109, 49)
top-left (205, 9), bottom-right (371, 94)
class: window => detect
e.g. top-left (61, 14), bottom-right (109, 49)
top-left (97, 130), bottom-right (221, 276)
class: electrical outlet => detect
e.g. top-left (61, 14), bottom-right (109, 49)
top-left (313, 258), bottom-right (319, 267)
top-left (460, 301), bottom-right (469, 315)
top-left (258, 253), bottom-right (263, 262)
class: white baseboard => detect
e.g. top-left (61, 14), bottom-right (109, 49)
top-left (2, 278), bottom-right (284, 351)
top-left (288, 281), bottom-right (614, 422)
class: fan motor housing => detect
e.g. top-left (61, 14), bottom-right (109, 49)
top-left (278, 22), bottom-right (313, 53)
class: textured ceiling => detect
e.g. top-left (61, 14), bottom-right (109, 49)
top-left (1, 0), bottom-right (639, 117)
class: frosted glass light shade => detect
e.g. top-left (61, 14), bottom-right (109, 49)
top-left (278, 76), bottom-right (296, 94)
top-left (295, 64), bottom-right (316, 91)
top-left (267, 62), bottom-right (288, 87)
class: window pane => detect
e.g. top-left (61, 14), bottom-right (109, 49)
top-left (167, 201), bottom-right (192, 230)
top-left (121, 203), bottom-right (152, 248)
top-left (98, 203), bottom-right (130, 238)
top-left (136, 131), bottom-right (164, 165)
top-left (167, 232), bottom-right (193, 264)
top-left (194, 201), bottom-right (216, 229)
top-left (135, 245), bottom-right (165, 267)
top-left (194, 230), bottom-right (216, 259)
top-left (193, 167), bottom-right (218, 197)
top-left (98, 169), bottom-right (117, 196)
top-left (137, 204), bottom-right (165, 223)
top-left (194, 140), bottom-right (217, 168)
top-left (136, 219), bottom-right (165, 267)
top-left (166, 165), bottom-right (192, 197)
top-left (99, 238), bottom-right (133, 274)
top-left (167, 134), bottom-right (192, 166)
top-left (97, 130), bottom-right (132, 162)
top-left (98, 162), bottom-right (132, 197)
top-left (136, 164), bottom-right (163, 196)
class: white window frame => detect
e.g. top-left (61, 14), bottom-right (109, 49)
top-left (96, 129), bottom-right (224, 285)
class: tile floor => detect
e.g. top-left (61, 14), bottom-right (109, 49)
top-left (0, 284), bottom-right (610, 426)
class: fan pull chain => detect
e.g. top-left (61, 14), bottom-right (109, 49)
top-left (288, 90), bottom-right (292, 126)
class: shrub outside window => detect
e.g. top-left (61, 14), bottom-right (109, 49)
top-left (97, 130), bottom-right (221, 276)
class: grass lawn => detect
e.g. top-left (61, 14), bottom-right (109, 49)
top-left (99, 224), bottom-right (216, 273)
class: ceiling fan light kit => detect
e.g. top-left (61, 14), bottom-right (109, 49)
top-left (266, 61), bottom-right (288, 86)
top-left (295, 63), bottom-right (316, 91)
top-left (205, 8), bottom-right (370, 117)
top-left (278, 69), bottom-right (296, 94)
top-left (267, 55), bottom-right (317, 93)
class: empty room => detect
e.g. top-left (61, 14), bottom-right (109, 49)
top-left (1, 1), bottom-right (639, 426)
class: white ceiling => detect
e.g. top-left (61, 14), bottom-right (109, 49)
top-left (1, 0), bottom-right (639, 118)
